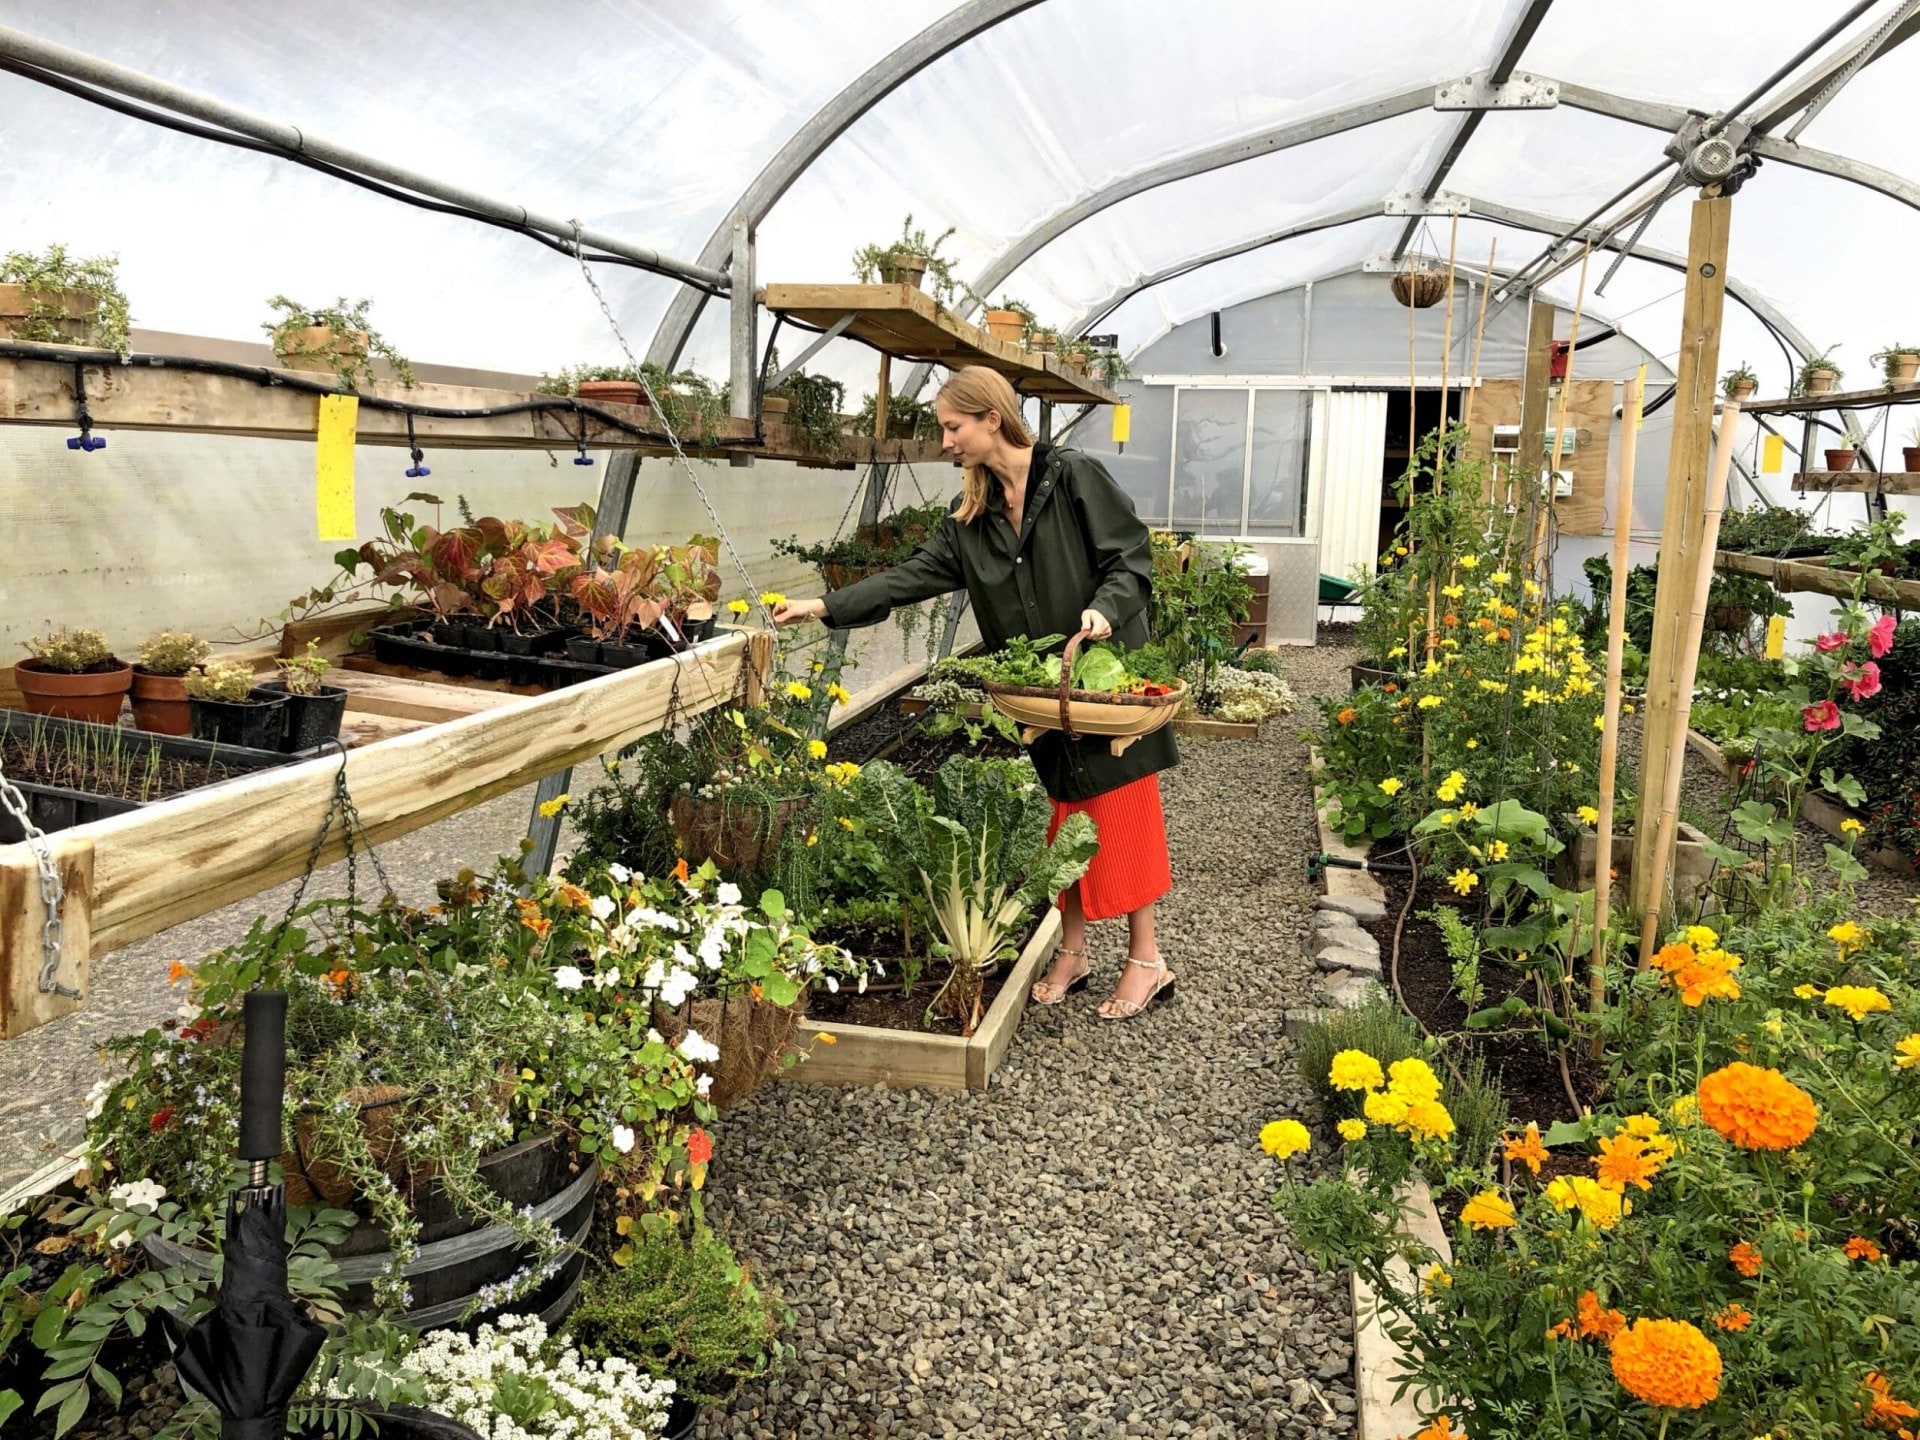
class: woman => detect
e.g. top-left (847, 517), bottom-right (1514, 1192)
top-left (772, 366), bottom-right (1178, 1020)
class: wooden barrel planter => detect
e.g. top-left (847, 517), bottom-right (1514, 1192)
top-left (143, 1135), bottom-right (598, 1330)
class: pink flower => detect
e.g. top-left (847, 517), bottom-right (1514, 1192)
top-left (1814, 632), bottom-right (1848, 654)
top-left (1803, 699), bottom-right (1841, 732)
top-left (1870, 614), bottom-right (1897, 658)
top-left (1841, 661), bottom-right (1882, 701)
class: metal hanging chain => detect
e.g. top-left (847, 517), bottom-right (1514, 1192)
top-left (566, 221), bottom-right (773, 625)
top-left (278, 743), bottom-right (396, 934)
top-left (0, 757), bottom-right (77, 998)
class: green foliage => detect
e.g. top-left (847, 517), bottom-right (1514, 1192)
top-left (274, 639), bottom-right (332, 696)
top-left (263, 294), bottom-right (415, 390)
top-left (1713, 506), bottom-right (1836, 557)
top-left (850, 213), bottom-right (977, 309)
top-left (181, 660), bottom-right (257, 702)
top-left (135, 630), bottom-right (210, 677)
top-left (1794, 343), bottom-right (1843, 393)
top-left (1294, 995), bottom-right (1423, 1114)
top-left (851, 389), bottom-right (943, 444)
top-left (0, 243), bottom-right (131, 355)
top-left (567, 1226), bottom-right (789, 1403)
top-left (1147, 533), bottom-right (1254, 709)
top-left (1718, 360), bottom-right (1758, 397)
top-left (1426, 903), bottom-right (1483, 1010)
top-left (765, 355), bottom-right (847, 457)
top-left (23, 626), bottom-right (117, 673)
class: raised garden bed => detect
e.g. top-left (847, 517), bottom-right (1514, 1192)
top-left (786, 908), bottom-right (1061, 1091)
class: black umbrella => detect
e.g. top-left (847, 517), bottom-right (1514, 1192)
top-left (172, 991), bottom-right (326, 1440)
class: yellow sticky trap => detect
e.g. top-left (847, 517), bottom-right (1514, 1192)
top-left (1765, 615), bottom-right (1786, 660)
top-left (1111, 404), bottom-right (1131, 445)
top-left (1762, 433), bottom-right (1785, 474)
top-left (315, 394), bottom-right (359, 540)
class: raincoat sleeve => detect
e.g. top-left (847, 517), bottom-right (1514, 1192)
top-left (820, 517), bottom-right (967, 630)
top-left (1068, 456), bottom-right (1154, 631)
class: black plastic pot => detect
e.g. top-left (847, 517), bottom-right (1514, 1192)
top-left (495, 626), bottom-right (572, 657)
top-left (566, 629), bottom-right (680, 669)
top-left (372, 620), bottom-right (619, 689)
top-left (662, 1394), bottom-right (700, 1440)
top-left (255, 680), bottom-right (348, 751)
top-left (188, 688), bottom-right (289, 749)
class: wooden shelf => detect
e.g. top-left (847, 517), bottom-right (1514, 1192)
top-left (1715, 549), bottom-right (1920, 607)
top-left (0, 346), bottom-right (950, 466)
top-left (1738, 380), bottom-right (1920, 415)
top-left (1790, 470), bottom-right (1920, 494)
top-left (761, 283), bottom-right (1122, 406)
top-left (0, 630), bottom-right (767, 1040)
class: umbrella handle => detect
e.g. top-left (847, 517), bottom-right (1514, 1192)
top-left (239, 991), bottom-right (288, 1166)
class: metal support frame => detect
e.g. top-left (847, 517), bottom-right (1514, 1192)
top-left (1385, 191), bottom-right (1473, 215)
top-left (0, 23), bottom-right (728, 290)
top-left (767, 314), bottom-right (856, 389)
top-left (523, 451), bottom-right (645, 875)
top-left (1431, 70), bottom-right (1560, 109)
top-left (728, 214), bottom-right (757, 469)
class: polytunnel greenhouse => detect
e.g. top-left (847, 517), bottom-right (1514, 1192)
top-left (3, 2), bottom-right (1920, 1436)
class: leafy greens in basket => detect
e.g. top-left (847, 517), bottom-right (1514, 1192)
top-left (952, 635), bottom-right (1180, 695)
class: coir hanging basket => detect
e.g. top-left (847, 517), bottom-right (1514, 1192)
top-left (982, 630), bottom-right (1185, 758)
top-left (1391, 269), bottom-right (1449, 309)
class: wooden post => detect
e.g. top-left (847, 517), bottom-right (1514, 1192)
top-left (1630, 194), bottom-right (1733, 917)
top-left (873, 354), bottom-right (892, 441)
top-left (1639, 401), bottom-right (1741, 958)
top-left (1440, 214), bottom-right (1459, 428)
top-left (1515, 302), bottom-right (1557, 546)
top-left (1590, 371), bottom-right (1644, 1053)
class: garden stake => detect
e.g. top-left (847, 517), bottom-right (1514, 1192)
top-left (1439, 212), bottom-right (1458, 434)
top-left (1462, 238), bottom-right (1497, 435)
top-left (1638, 400), bottom-right (1741, 963)
top-left (1591, 370), bottom-right (1644, 1052)
top-left (1533, 242), bottom-right (1590, 578)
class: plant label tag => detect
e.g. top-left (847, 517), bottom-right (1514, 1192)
top-left (658, 615), bottom-right (683, 644)
top-left (1765, 614), bottom-right (1786, 660)
top-left (1762, 433), bottom-right (1785, 474)
top-left (315, 394), bottom-right (359, 540)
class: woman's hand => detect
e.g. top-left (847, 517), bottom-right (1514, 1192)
top-left (1079, 608), bottom-right (1113, 642)
top-left (771, 597), bottom-right (829, 627)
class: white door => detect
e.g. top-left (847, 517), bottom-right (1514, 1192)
top-left (1313, 390), bottom-right (1388, 583)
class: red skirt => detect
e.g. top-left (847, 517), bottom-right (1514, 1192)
top-left (1048, 773), bottom-right (1173, 922)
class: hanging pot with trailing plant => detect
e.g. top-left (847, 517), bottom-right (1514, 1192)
top-left (14, 626), bottom-right (132, 725)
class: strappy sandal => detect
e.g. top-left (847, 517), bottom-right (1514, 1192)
top-left (1030, 945), bottom-right (1090, 1005)
top-left (1098, 953), bottom-right (1176, 1021)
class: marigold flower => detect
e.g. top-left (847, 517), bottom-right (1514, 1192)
top-left (1260, 1119), bottom-right (1311, 1159)
top-left (1448, 869), bottom-right (1479, 896)
top-left (1840, 817), bottom-right (1867, 838)
top-left (1417, 694), bottom-right (1442, 709)
top-left (1364, 1090), bottom-right (1410, 1127)
top-left (1403, 1099), bottom-right (1456, 1142)
top-left (1546, 1175), bottom-right (1628, 1229)
top-left (1824, 984), bottom-right (1891, 1021)
top-left (1378, 776), bottom-right (1403, 796)
top-left (1712, 1302), bottom-right (1752, 1332)
top-left (1728, 1241), bottom-right (1762, 1277)
top-left (758, 591), bottom-right (786, 606)
top-left (1829, 919), bottom-right (1869, 955)
top-left (1504, 1122), bottom-right (1548, 1174)
top-left (1336, 706), bottom-right (1357, 725)
top-left (1337, 1118), bottom-right (1368, 1142)
top-left (1576, 1290), bottom-right (1626, 1340)
top-left (1697, 1062), bottom-right (1817, 1150)
top-left (1459, 1190), bottom-right (1515, 1230)
top-left (785, 681), bottom-right (813, 701)
top-left (1546, 1318), bottom-right (1575, 1340)
top-left (1387, 1056), bottom-right (1441, 1103)
top-left (807, 738), bottom-right (829, 760)
top-left (1594, 1133), bottom-right (1661, 1192)
top-left (1861, 1372), bottom-right (1920, 1431)
top-left (1843, 1235), bottom-right (1884, 1262)
top-left (1420, 1264), bottom-right (1451, 1294)
top-left (1896, 1033), bottom-right (1920, 1070)
top-left (1685, 924), bottom-right (1719, 948)
top-left (1435, 770), bottom-right (1466, 802)
top-left (1792, 983), bottom-right (1819, 999)
top-left (1457, 802), bottom-right (1479, 820)
top-left (1609, 1317), bottom-right (1721, 1409)
top-left (726, 598), bottom-right (750, 615)
top-left (1410, 1417), bottom-right (1462, 1440)
top-left (1328, 1049), bottom-right (1386, 1092)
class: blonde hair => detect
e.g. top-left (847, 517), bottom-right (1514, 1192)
top-left (938, 366), bottom-right (1035, 523)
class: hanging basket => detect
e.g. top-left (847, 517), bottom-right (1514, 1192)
top-left (981, 630), bottom-right (1186, 758)
top-left (1391, 270), bottom-right (1449, 309)
top-left (669, 792), bottom-right (811, 872)
top-left (819, 561), bottom-right (892, 590)
top-left (654, 987), bottom-right (806, 1109)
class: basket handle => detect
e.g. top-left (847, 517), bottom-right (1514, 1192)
top-left (1057, 628), bottom-right (1091, 738)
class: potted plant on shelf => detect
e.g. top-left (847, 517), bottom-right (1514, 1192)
top-left (851, 214), bottom-right (976, 310)
top-left (1796, 346), bottom-right (1843, 397)
top-left (1825, 419), bottom-right (1866, 474)
top-left (1721, 361), bottom-right (1760, 401)
top-left (538, 363), bottom-right (649, 407)
top-left (14, 626), bottom-right (132, 724)
top-left (1905, 420), bottom-right (1920, 474)
top-left (760, 354), bottom-right (846, 458)
top-left (0, 243), bottom-right (132, 355)
top-left (982, 295), bottom-right (1035, 345)
top-left (639, 363), bottom-right (728, 441)
top-left (850, 389), bottom-right (942, 444)
top-left (566, 542), bottom-right (671, 667)
top-left (1028, 324), bottom-right (1058, 354)
top-left (183, 659), bottom-right (287, 749)
top-left (1873, 342), bottom-right (1920, 387)
top-left (129, 630), bottom-right (211, 734)
top-left (264, 294), bottom-right (416, 391)
top-left (256, 640), bottom-right (349, 751)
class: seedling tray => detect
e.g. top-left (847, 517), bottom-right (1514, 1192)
top-left (370, 620), bottom-right (621, 688)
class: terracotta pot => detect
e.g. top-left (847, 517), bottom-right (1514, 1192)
top-left (1887, 352), bottom-right (1920, 386)
top-left (1826, 448), bottom-right (1859, 472)
top-left (760, 394), bottom-right (791, 415)
top-left (129, 668), bottom-right (191, 734)
top-left (1729, 378), bottom-right (1758, 400)
top-left (1804, 367), bottom-right (1841, 395)
top-left (1904, 446), bottom-right (1920, 473)
top-left (575, 379), bottom-right (645, 406)
top-left (983, 309), bottom-right (1027, 344)
top-left (1029, 329), bottom-right (1057, 354)
top-left (879, 255), bottom-right (928, 290)
top-left (274, 325), bottom-right (369, 375)
top-left (0, 282), bottom-right (98, 344)
top-left (13, 659), bottom-right (132, 724)
top-left (1391, 270), bottom-right (1449, 308)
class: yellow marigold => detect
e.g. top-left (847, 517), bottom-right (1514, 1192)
top-left (1364, 1090), bottom-right (1410, 1127)
top-left (1728, 1241), bottom-right (1762, 1277)
top-left (1259, 1119), bottom-right (1312, 1160)
top-left (1622, 1113), bottom-right (1663, 1138)
top-left (1609, 1318), bottom-right (1721, 1409)
top-left (1459, 1190), bottom-right (1515, 1230)
top-left (1896, 1033), bottom-right (1920, 1070)
top-left (1378, 777), bottom-right (1403, 796)
top-left (1457, 802), bottom-right (1479, 820)
top-left (1328, 1049), bottom-right (1386, 1092)
top-left (1404, 1098), bottom-right (1455, 1142)
top-left (806, 738), bottom-right (828, 760)
top-left (1696, 1062), bottom-right (1817, 1150)
top-left (1669, 1094), bottom-right (1698, 1124)
top-left (1503, 1122), bottom-right (1548, 1175)
top-left (1685, 924), bottom-right (1719, 949)
top-left (1824, 984), bottom-right (1891, 1022)
top-left (785, 681), bottom-right (813, 701)
top-left (1388, 1056), bottom-right (1442, 1103)
top-left (1829, 919), bottom-right (1869, 955)
top-left (1545, 1175), bottom-right (1628, 1229)
top-left (1337, 1118), bottom-right (1368, 1142)
top-left (1840, 816), bottom-right (1866, 838)
top-left (1435, 769), bottom-right (1466, 802)
top-left (1418, 694), bottom-right (1443, 710)
top-left (1792, 983), bottom-right (1819, 1000)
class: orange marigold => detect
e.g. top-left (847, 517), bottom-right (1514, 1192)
top-left (1844, 1235), bottom-right (1884, 1262)
top-left (1407, 1417), bottom-right (1463, 1440)
top-left (1696, 1062), bottom-right (1817, 1150)
top-left (1609, 1317), bottom-right (1722, 1409)
top-left (1504, 1121), bottom-right (1549, 1175)
top-left (1336, 706), bottom-right (1357, 725)
top-left (1862, 1372), bottom-right (1920, 1432)
top-left (1712, 1302), bottom-right (1752, 1332)
top-left (1576, 1290), bottom-right (1626, 1340)
top-left (1594, 1133), bottom-right (1661, 1192)
top-left (1728, 1241), bottom-right (1762, 1277)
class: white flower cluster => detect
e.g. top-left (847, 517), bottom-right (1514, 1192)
top-left (1206, 666), bottom-right (1298, 724)
top-left (400, 1312), bottom-right (675, 1440)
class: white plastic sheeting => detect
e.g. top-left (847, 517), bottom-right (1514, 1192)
top-left (2, 0), bottom-right (1914, 396)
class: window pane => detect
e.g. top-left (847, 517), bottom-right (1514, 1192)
top-left (1247, 390), bottom-right (1313, 536)
top-left (1172, 389), bottom-right (1247, 534)
top-left (1095, 385), bottom-right (1173, 526)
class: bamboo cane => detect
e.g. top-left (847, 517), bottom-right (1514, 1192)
top-left (1463, 239), bottom-right (1497, 436)
top-left (1534, 243), bottom-right (1591, 574)
top-left (1590, 370), bottom-right (1645, 1057)
top-left (1636, 400), bottom-right (1742, 963)
top-left (1440, 214), bottom-right (1459, 432)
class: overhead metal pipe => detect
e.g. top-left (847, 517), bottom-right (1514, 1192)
top-left (0, 23), bottom-right (730, 291)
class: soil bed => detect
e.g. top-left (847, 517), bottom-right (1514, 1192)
top-left (806, 912), bottom-right (1043, 1037)
top-left (1, 728), bottom-right (239, 803)
top-left (1359, 868), bottom-right (1608, 1128)
top-left (827, 705), bottom-right (1021, 780)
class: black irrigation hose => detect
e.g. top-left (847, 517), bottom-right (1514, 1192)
top-left (0, 340), bottom-right (765, 450)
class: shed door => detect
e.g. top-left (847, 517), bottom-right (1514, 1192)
top-left (1314, 390), bottom-right (1388, 582)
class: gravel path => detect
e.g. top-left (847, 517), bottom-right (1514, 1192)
top-left (700, 644), bottom-right (1356, 1440)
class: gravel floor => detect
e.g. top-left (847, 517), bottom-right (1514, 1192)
top-left (699, 643), bottom-right (1356, 1440)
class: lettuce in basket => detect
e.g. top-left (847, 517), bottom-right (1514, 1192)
top-left (1070, 645), bottom-right (1130, 693)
